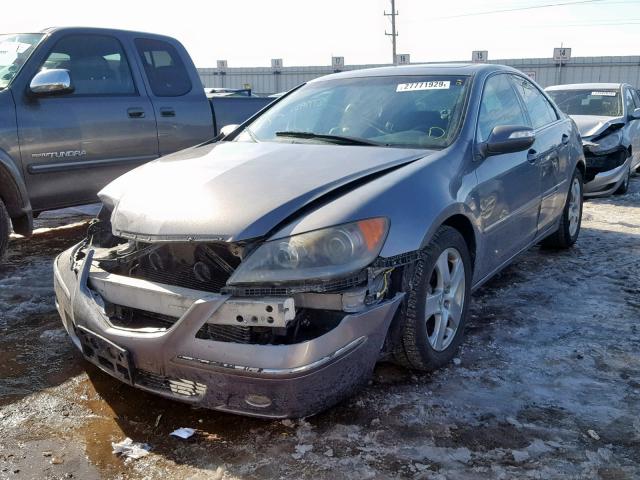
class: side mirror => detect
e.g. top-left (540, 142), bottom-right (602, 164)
top-left (629, 108), bottom-right (640, 121)
top-left (481, 125), bottom-right (535, 156)
top-left (29, 69), bottom-right (73, 95)
top-left (219, 124), bottom-right (240, 138)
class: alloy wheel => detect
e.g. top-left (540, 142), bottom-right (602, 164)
top-left (424, 248), bottom-right (466, 352)
top-left (568, 177), bottom-right (581, 237)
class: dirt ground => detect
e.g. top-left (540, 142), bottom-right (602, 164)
top-left (1, 180), bottom-right (639, 480)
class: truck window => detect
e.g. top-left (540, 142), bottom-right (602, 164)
top-left (135, 38), bottom-right (191, 97)
top-left (41, 35), bottom-right (135, 95)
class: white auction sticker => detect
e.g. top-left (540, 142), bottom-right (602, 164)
top-left (397, 81), bottom-right (450, 92)
top-left (591, 91), bottom-right (617, 97)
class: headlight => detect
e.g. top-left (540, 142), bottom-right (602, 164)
top-left (228, 218), bottom-right (389, 284)
top-left (584, 128), bottom-right (623, 154)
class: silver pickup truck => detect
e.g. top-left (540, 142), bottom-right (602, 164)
top-left (0, 27), bottom-right (272, 257)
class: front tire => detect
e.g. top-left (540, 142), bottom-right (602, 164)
top-left (541, 168), bottom-right (583, 249)
top-left (392, 226), bottom-right (472, 371)
top-left (0, 199), bottom-right (9, 260)
top-left (614, 166), bottom-right (630, 195)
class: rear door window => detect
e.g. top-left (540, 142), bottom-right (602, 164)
top-left (135, 38), bottom-right (191, 97)
top-left (41, 35), bottom-right (135, 95)
top-left (511, 76), bottom-right (558, 129)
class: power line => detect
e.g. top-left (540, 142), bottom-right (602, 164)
top-left (384, 0), bottom-right (398, 65)
top-left (431, 0), bottom-right (606, 20)
top-left (518, 17), bottom-right (640, 27)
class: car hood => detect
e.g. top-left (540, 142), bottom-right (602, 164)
top-left (571, 114), bottom-right (625, 138)
top-left (100, 141), bottom-right (431, 242)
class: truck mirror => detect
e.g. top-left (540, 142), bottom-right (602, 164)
top-left (30, 69), bottom-right (74, 96)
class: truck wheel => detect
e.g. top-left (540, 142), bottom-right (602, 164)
top-left (541, 168), bottom-right (583, 249)
top-left (614, 166), bottom-right (630, 195)
top-left (0, 198), bottom-right (9, 260)
top-left (393, 226), bottom-right (472, 371)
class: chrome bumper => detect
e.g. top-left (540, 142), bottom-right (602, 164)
top-left (54, 246), bottom-right (403, 418)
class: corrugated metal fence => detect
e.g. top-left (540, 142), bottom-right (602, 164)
top-left (198, 56), bottom-right (640, 95)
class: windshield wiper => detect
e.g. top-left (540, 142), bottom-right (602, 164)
top-left (275, 131), bottom-right (383, 146)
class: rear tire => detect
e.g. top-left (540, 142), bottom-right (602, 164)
top-left (614, 166), bottom-right (630, 195)
top-left (0, 199), bottom-right (9, 260)
top-left (541, 168), bottom-right (583, 249)
top-left (392, 226), bottom-right (472, 371)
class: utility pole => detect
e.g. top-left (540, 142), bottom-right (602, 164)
top-left (384, 0), bottom-right (398, 65)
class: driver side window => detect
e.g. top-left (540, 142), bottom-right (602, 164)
top-left (477, 74), bottom-right (527, 142)
top-left (41, 34), bottom-right (135, 95)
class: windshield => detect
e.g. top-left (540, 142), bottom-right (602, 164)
top-left (547, 89), bottom-right (622, 117)
top-left (0, 33), bottom-right (44, 89)
top-left (239, 75), bottom-right (470, 149)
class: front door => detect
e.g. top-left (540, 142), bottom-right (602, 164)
top-left (473, 73), bottom-right (541, 279)
top-left (16, 33), bottom-right (159, 211)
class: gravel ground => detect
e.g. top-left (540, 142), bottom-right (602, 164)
top-left (0, 181), bottom-right (638, 480)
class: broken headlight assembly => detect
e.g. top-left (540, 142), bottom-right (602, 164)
top-left (228, 218), bottom-right (389, 284)
top-left (584, 128), bottom-right (623, 155)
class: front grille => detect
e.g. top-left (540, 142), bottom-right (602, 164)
top-left (135, 262), bottom-right (229, 292)
top-left (128, 243), bottom-right (239, 293)
top-left (136, 369), bottom-right (207, 398)
top-left (196, 324), bottom-right (252, 343)
top-left (225, 271), bottom-right (367, 296)
top-left (108, 306), bottom-right (178, 330)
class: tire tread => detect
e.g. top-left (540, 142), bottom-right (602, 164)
top-left (392, 226), bottom-right (470, 371)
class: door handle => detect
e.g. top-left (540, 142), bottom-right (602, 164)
top-left (160, 107), bottom-right (176, 117)
top-left (127, 108), bottom-right (145, 118)
top-left (561, 133), bottom-right (570, 145)
top-left (527, 149), bottom-right (538, 164)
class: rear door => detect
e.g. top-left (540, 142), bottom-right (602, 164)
top-left (16, 33), bottom-right (159, 211)
top-left (511, 75), bottom-right (569, 235)
top-left (133, 38), bottom-right (213, 155)
top-left (474, 73), bottom-right (542, 277)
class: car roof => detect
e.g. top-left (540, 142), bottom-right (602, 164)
top-left (39, 26), bottom-right (178, 42)
top-left (546, 83), bottom-right (624, 91)
top-left (309, 63), bottom-right (521, 83)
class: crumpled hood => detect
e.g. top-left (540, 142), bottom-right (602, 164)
top-left (100, 141), bottom-right (431, 242)
top-left (571, 115), bottom-right (625, 138)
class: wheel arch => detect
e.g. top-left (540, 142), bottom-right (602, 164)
top-left (441, 214), bottom-right (477, 270)
top-left (419, 205), bottom-right (479, 272)
top-left (0, 149), bottom-right (33, 236)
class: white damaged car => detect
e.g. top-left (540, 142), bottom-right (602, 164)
top-left (546, 82), bottom-right (640, 196)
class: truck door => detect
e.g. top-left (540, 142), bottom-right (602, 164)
top-left (15, 33), bottom-right (159, 212)
top-left (133, 38), bottom-right (213, 155)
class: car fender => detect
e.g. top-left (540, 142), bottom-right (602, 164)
top-left (417, 201), bottom-right (479, 253)
top-left (268, 150), bottom-right (481, 261)
top-left (0, 148), bottom-right (33, 235)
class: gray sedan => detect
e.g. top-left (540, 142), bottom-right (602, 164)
top-left (54, 64), bottom-right (585, 418)
top-left (546, 82), bottom-right (640, 196)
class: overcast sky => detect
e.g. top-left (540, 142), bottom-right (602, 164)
top-left (3, 0), bottom-right (640, 67)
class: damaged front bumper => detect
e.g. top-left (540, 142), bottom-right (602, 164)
top-left (54, 246), bottom-right (403, 418)
top-left (583, 146), bottom-right (631, 197)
